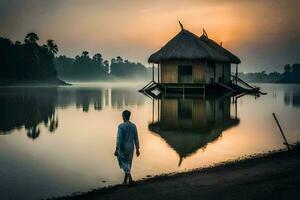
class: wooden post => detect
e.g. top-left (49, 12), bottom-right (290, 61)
top-left (235, 64), bottom-right (238, 84)
top-left (235, 98), bottom-right (237, 119)
top-left (158, 63), bottom-right (160, 83)
top-left (158, 99), bottom-right (160, 122)
top-left (152, 99), bottom-right (154, 123)
top-left (152, 63), bottom-right (154, 82)
top-left (272, 113), bottom-right (290, 151)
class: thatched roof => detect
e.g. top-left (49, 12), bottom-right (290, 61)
top-left (199, 34), bottom-right (241, 64)
top-left (148, 28), bottom-right (240, 64)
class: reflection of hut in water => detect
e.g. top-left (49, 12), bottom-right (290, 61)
top-left (284, 89), bottom-right (300, 107)
top-left (149, 96), bottom-right (239, 166)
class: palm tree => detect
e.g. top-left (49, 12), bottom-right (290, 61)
top-left (46, 39), bottom-right (58, 56)
top-left (24, 32), bottom-right (39, 44)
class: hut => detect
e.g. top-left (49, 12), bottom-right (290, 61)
top-left (146, 22), bottom-right (241, 94)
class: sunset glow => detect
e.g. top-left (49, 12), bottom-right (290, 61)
top-left (0, 0), bottom-right (299, 72)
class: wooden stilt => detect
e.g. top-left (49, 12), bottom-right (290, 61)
top-left (158, 63), bottom-right (160, 83)
top-left (152, 99), bottom-right (154, 123)
top-left (157, 99), bottom-right (159, 122)
top-left (158, 99), bottom-right (160, 122)
top-left (152, 63), bottom-right (154, 81)
top-left (235, 99), bottom-right (237, 119)
top-left (236, 64), bottom-right (238, 84)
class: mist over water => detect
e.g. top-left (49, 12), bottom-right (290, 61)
top-left (0, 83), bottom-right (299, 199)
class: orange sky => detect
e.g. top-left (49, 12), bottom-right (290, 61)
top-left (0, 0), bottom-right (299, 72)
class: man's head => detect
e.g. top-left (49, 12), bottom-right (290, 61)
top-left (122, 110), bottom-right (131, 121)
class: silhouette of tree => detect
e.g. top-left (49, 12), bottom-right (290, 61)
top-left (54, 52), bottom-right (151, 81)
top-left (24, 32), bottom-right (39, 44)
top-left (0, 33), bottom-right (59, 83)
top-left (284, 64), bottom-right (291, 73)
top-left (47, 39), bottom-right (58, 56)
top-left (93, 53), bottom-right (103, 64)
top-left (238, 63), bottom-right (300, 83)
top-left (82, 51), bottom-right (89, 57)
top-left (103, 60), bottom-right (109, 73)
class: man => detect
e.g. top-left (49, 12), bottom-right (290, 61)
top-left (114, 110), bottom-right (140, 185)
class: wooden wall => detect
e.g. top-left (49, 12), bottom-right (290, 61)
top-left (161, 60), bottom-right (206, 84)
top-left (161, 62), bottom-right (178, 83)
top-left (160, 60), bottom-right (231, 84)
top-left (192, 61), bottom-right (206, 83)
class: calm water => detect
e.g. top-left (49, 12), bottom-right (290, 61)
top-left (0, 83), bottom-right (300, 199)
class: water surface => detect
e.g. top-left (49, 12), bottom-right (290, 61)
top-left (0, 83), bottom-right (299, 199)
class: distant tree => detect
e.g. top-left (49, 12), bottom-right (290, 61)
top-left (110, 56), bottom-right (150, 79)
top-left (24, 32), bottom-right (39, 44)
top-left (54, 53), bottom-right (150, 81)
top-left (284, 64), bottom-right (291, 73)
top-left (47, 40), bottom-right (58, 56)
top-left (292, 63), bottom-right (300, 73)
top-left (103, 60), bottom-right (109, 73)
top-left (93, 53), bottom-right (103, 64)
top-left (0, 33), bottom-right (59, 82)
top-left (116, 56), bottom-right (123, 63)
top-left (238, 63), bottom-right (300, 83)
top-left (82, 51), bottom-right (89, 57)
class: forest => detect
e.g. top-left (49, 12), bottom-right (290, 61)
top-left (0, 33), bottom-right (151, 84)
top-left (55, 54), bottom-right (151, 81)
top-left (0, 33), bottom-right (63, 84)
top-left (238, 63), bottom-right (300, 83)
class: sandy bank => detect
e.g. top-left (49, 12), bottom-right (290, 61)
top-left (54, 146), bottom-right (300, 200)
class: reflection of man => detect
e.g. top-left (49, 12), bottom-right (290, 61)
top-left (114, 110), bottom-right (140, 185)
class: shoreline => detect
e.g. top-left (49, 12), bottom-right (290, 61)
top-left (52, 145), bottom-right (300, 200)
top-left (0, 79), bottom-right (71, 87)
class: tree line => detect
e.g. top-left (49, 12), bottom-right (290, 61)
top-left (0, 33), bottom-right (59, 83)
top-left (0, 32), bottom-right (151, 84)
top-left (238, 63), bottom-right (300, 83)
top-left (55, 54), bottom-right (151, 81)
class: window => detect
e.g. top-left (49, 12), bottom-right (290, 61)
top-left (178, 65), bottom-right (192, 83)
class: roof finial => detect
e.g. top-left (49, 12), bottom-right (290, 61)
top-left (178, 20), bottom-right (184, 31)
top-left (220, 42), bottom-right (223, 46)
top-left (203, 29), bottom-right (208, 37)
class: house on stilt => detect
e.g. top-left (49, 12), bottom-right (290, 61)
top-left (140, 22), bottom-right (260, 96)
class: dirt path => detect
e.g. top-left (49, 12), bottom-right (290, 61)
top-left (56, 149), bottom-right (300, 200)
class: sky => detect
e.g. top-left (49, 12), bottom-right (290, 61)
top-left (0, 0), bottom-right (299, 72)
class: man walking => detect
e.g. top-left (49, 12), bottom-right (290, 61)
top-left (114, 110), bottom-right (140, 185)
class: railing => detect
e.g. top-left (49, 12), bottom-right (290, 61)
top-left (231, 73), bottom-right (257, 90)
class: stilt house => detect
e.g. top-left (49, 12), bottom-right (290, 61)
top-left (148, 22), bottom-right (241, 90)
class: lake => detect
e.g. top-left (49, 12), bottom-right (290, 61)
top-left (0, 83), bottom-right (299, 200)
